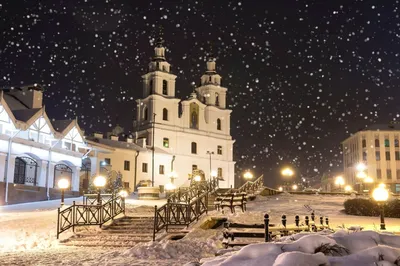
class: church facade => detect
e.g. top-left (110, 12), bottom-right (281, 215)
top-left (132, 39), bottom-right (235, 188)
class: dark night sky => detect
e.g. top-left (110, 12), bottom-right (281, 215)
top-left (1, 0), bottom-right (400, 186)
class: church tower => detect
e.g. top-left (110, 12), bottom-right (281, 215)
top-left (195, 56), bottom-right (227, 109)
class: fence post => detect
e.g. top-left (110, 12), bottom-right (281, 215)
top-left (264, 214), bottom-right (269, 242)
top-left (153, 205), bottom-right (157, 241)
top-left (305, 216), bottom-right (309, 228)
top-left (166, 200), bottom-right (170, 233)
top-left (57, 207), bottom-right (60, 239)
top-left (187, 198), bottom-right (191, 225)
top-left (311, 211), bottom-right (315, 222)
top-left (281, 214), bottom-right (286, 228)
top-left (295, 215), bottom-right (299, 227)
top-left (325, 217), bottom-right (329, 227)
top-left (320, 216), bottom-right (323, 226)
top-left (72, 201), bottom-right (76, 233)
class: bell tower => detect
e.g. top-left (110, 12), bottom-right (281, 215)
top-left (141, 38), bottom-right (177, 98)
top-left (195, 56), bottom-right (227, 109)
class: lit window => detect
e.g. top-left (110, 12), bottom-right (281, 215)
top-left (163, 138), bottom-right (169, 148)
top-left (162, 80), bottom-right (168, 95)
top-left (385, 139), bottom-right (390, 147)
top-left (218, 168), bottom-right (223, 178)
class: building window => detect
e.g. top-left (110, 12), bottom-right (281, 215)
top-left (362, 152), bottom-right (367, 161)
top-left (362, 139), bottom-right (366, 148)
top-left (217, 167), bottom-right (223, 178)
top-left (163, 108), bottom-right (168, 121)
top-left (375, 139), bottom-right (380, 147)
top-left (192, 165), bottom-right (198, 171)
top-left (376, 151), bottom-right (380, 161)
top-left (159, 165), bottom-right (165, 175)
top-left (377, 169), bottom-right (382, 179)
top-left (387, 169), bottom-right (392, 179)
top-left (217, 119), bottom-right (221, 130)
top-left (142, 163), bottom-right (148, 173)
top-left (162, 80), bottom-right (168, 95)
top-left (385, 139), bottom-right (390, 147)
top-left (105, 158), bottom-right (111, 165)
top-left (150, 80), bottom-right (154, 94)
top-left (386, 151), bottom-right (391, 161)
top-left (191, 142), bottom-right (197, 154)
top-left (215, 92), bottom-right (220, 107)
top-left (396, 139), bottom-right (399, 147)
top-left (163, 138), bottom-right (169, 148)
top-left (124, 161), bottom-right (130, 171)
top-left (190, 103), bottom-right (199, 129)
top-left (144, 107), bottom-right (148, 121)
top-left (396, 151), bottom-right (400, 161)
top-left (217, 145), bottom-right (222, 155)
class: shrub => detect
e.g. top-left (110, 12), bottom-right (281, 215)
top-left (344, 198), bottom-right (400, 218)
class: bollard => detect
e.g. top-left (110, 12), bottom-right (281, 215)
top-left (264, 214), bottom-right (269, 242)
top-left (311, 211), bottom-right (315, 222)
top-left (295, 215), bottom-right (300, 227)
top-left (325, 217), bottom-right (329, 227)
top-left (305, 216), bottom-right (309, 226)
top-left (282, 214), bottom-right (287, 228)
top-left (320, 216), bottom-right (323, 226)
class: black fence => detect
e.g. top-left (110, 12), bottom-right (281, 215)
top-left (153, 178), bottom-right (218, 240)
top-left (57, 194), bottom-right (125, 239)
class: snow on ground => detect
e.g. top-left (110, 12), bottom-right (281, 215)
top-left (0, 193), bottom-right (400, 265)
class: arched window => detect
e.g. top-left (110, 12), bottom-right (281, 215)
top-left (375, 139), bottom-right (380, 148)
top-left (191, 142), bottom-right (197, 154)
top-left (54, 164), bottom-right (73, 190)
top-left (162, 80), bottom-right (168, 95)
top-left (362, 139), bottom-right (366, 148)
top-left (163, 108), bottom-right (168, 121)
top-left (190, 103), bottom-right (199, 129)
top-left (13, 157), bottom-right (38, 185)
top-left (215, 93), bottom-right (220, 107)
top-left (217, 119), bottom-right (221, 130)
top-left (144, 107), bottom-right (148, 121)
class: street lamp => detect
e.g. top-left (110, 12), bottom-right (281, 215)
top-left (194, 175), bottom-right (201, 182)
top-left (344, 185), bottom-right (352, 193)
top-left (292, 184), bottom-right (298, 191)
top-left (206, 151), bottom-right (214, 183)
top-left (165, 182), bottom-right (176, 196)
top-left (356, 162), bottom-right (367, 172)
top-left (58, 178), bottom-right (70, 206)
top-left (278, 186), bottom-right (283, 192)
top-left (364, 176), bottom-right (374, 192)
top-left (93, 175), bottom-right (107, 205)
top-left (119, 190), bottom-right (128, 198)
top-left (372, 186), bottom-right (389, 230)
top-left (335, 176), bottom-right (345, 192)
top-left (281, 167), bottom-right (294, 191)
top-left (244, 171), bottom-right (253, 181)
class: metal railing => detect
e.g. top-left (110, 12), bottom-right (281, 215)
top-left (83, 193), bottom-right (113, 205)
top-left (237, 174), bottom-right (264, 194)
top-left (57, 194), bottom-right (125, 239)
top-left (153, 178), bottom-right (217, 240)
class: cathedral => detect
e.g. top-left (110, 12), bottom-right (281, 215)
top-left (87, 39), bottom-right (235, 191)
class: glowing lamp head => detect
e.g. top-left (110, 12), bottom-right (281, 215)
top-left (278, 186), bottom-right (283, 191)
top-left (335, 176), bottom-right (345, 186)
top-left (372, 187), bottom-right (389, 202)
top-left (119, 190), bottom-right (128, 198)
top-left (165, 183), bottom-right (177, 191)
top-left (356, 163), bottom-right (367, 172)
top-left (93, 175), bottom-right (107, 188)
top-left (292, 184), bottom-right (298, 190)
top-left (344, 185), bottom-right (352, 192)
top-left (364, 177), bottom-right (374, 183)
top-left (244, 171), bottom-right (253, 180)
top-left (378, 183), bottom-right (386, 188)
top-left (356, 171), bottom-right (367, 179)
top-left (211, 170), bottom-right (217, 178)
top-left (58, 178), bottom-right (69, 190)
top-left (194, 175), bottom-right (201, 182)
top-left (281, 168), bottom-right (294, 177)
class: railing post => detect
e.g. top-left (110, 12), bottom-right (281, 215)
top-left (305, 216), bottom-right (309, 228)
top-left (72, 201), bottom-right (76, 233)
top-left (295, 215), bottom-right (299, 227)
top-left (153, 205), bottom-right (157, 241)
top-left (311, 211), bottom-right (315, 222)
top-left (186, 198), bottom-right (191, 225)
top-left (325, 217), bottom-right (329, 227)
top-left (57, 207), bottom-right (60, 239)
top-left (320, 216), bottom-right (324, 226)
top-left (166, 200), bottom-right (170, 233)
top-left (264, 213), bottom-right (269, 242)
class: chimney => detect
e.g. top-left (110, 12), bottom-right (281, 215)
top-left (111, 135), bottom-right (119, 141)
top-left (94, 133), bottom-right (103, 139)
top-left (137, 138), bottom-right (147, 148)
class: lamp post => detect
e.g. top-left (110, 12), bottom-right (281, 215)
top-left (119, 190), bottom-right (128, 198)
top-left (165, 182), bottom-right (176, 197)
top-left (244, 170), bottom-right (254, 193)
top-left (278, 186), bottom-right (283, 192)
top-left (58, 178), bottom-right (70, 206)
top-left (356, 162), bottom-right (367, 193)
top-left (281, 167), bottom-right (294, 191)
top-left (335, 176), bottom-right (345, 192)
top-left (364, 176), bottom-right (374, 192)
top-left (206, 151), bottom-right (214, 183)
top-left (93, 175), bottom-right (106, 205)
top-left (152, 113), bottom-right (156, 187)
top-left (372, 186), bottom-right (389, 230)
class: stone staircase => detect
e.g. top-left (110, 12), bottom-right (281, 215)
top-left (61, 216), bottom-right (155, 247)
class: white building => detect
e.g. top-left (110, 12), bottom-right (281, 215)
top-left (87, 39), bottom-right (236, 190)
top-left (342, 124), bottom-right (400, 193)
top-left (0, 85), bottom-right (87, 205)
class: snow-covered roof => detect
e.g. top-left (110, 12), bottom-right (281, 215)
top-left (86, 136), bottom-right (146, 152)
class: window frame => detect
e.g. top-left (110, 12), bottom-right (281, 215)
top-left (191, 142), bottom-right (197, 154)
top-left (124, 160), bottom-right (130, 171)
top-left (162, 108), bottom-right (168, 121)
top-left (142, 163), bottom-right (148, 173)
top-left (163, 137), bottom-right (169, 148)
top-left (217, 145), bottom-right (222, 155)
top-left (159, 165), bottom-right (165, 175)
top-left (217, 119), bottom-right (221, 130)
top-left (162, 80), bottom-right (168, 95)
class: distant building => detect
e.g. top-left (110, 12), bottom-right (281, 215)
top-left (0, 84), bottom-right (87, 205)
top-left (85, 39), bottom-right (236, 191)
top-left (342, 123), bottom-right (400, 193)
